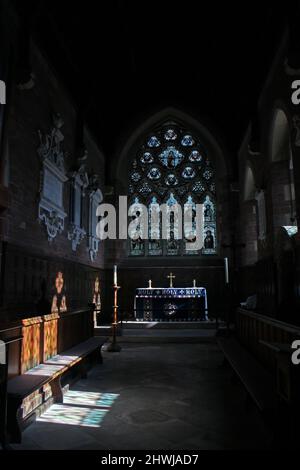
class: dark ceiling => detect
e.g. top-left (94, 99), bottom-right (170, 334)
top-left (17, 1), bottom-right (290, 155)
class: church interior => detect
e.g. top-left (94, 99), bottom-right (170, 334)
top-left (1, 0), bottom-right (300, 452)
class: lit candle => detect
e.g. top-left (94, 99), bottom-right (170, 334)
top-left (113, 265), bottom-right (117, 286)
top-left (224, 257), bottom-right (229, 284)
top-left (193, 279), bottom-right (196, 288)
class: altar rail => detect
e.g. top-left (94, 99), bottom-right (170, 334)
top-left (0, 308), bottom-right (93, 379)
top-left (236, 308), bottom-right (300, 372)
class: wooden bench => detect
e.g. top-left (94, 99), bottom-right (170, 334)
top-left (7, 337), bottom-right (107, 443)
top-left (217, 337), bottom-right (278, 419)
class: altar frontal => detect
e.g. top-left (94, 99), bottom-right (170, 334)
top-left (134, 278), bottom-right (208, 322)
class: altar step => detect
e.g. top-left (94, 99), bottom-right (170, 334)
top-left (95, 320), bottom-right (226, 343)
top-left (95, 320), bottom-right (224, 332)
top-left (120, 320), bottom-right (222, 329)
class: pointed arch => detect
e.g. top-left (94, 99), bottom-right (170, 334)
top-left (270, 108), bottom-right (291, 162)
top-left (115, 107), bottom-right (228, 193)
top-left (117, 108), bottom-right (227, 257)
top-left (269, 106), bottom-right (297, 229)
top-left (244, 164), bottom-right (256, 201)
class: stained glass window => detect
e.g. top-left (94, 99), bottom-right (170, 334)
top-left (148, 196), bottom-right (162, 256)
top-left (51, 272), bottom-right (67, 313)
top-left (147, 136), bottom-right (161, 148)
top-left (128, 123), bottom-right (217, 256)
top-left (129, 197), bottom-right (145, 256)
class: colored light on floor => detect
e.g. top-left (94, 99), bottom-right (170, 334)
top-left (36, 390), bottom-right (119, 428)
top-left (37, 404), bottom-right (107, 427)
top-left (64, 390), bottom-right (119, 408)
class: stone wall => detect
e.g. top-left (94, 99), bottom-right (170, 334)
top-left (236, 29), bottom-right (300, 322)
top-left (0, 39), bottom-right (106, 319)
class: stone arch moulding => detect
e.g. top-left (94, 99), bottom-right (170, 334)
top-left (114, 107), bottom-right (231, 258)
top-left (114, 107), bottom-right (229, 195)
top-left (269, 103), bottom-right (298, 227)
top-left (243, 162), bottom-right (257, 202)
top-left (269, 104), bottom-right (292, 163)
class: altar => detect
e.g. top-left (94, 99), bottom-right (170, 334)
top-left (134, 287), bottom-right (208, 322)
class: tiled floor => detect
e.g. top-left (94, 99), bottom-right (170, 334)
top-left (11, 342), bottom-right (272, 450)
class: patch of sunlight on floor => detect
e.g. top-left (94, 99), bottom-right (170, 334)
top-left (37, 404), bottom-right (108, 427)
top-left (36, 391), bottom-right (119, 428)
top-left (64, 390), bottom-right (119, 408)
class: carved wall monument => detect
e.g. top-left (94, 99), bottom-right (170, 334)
top-left (68, 148), bottom-right (89, 251)
top-left (37, 113), bottom-right (68, 242)
top-left (87, 175), bottom-right (103, 262)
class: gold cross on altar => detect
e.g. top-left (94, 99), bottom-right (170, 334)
top-left (167, 272), bottom-right (176, 288)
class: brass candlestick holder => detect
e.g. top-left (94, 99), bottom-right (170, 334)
top-left (107, 284), bottom-right (121, 352)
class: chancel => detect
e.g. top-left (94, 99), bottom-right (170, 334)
top-left (1, 0), bottom-right (300, 453)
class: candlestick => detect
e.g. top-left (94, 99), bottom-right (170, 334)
top-left (107, 284), bottom-right (121, 352)
top-left (113, 265), bottom-right (117, 286)
top-left (224, 257), bottom-right (229, 284)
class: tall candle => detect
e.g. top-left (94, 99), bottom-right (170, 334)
top-left (193, 279), bottom-right (196, 288)
top-left (113, 265), bottom-right (117, 286)
top-left (224, 257), bottom-right (229, 284)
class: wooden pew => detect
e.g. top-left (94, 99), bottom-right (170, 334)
top-left (7, 337), bottom-right (106, 443)
top-left (218, 308), bottom-right (300, 422)
top-left (217, 337), bottom-right (278, 419)
top-left (0, 336), bottom-right (23, 448)
top-left (236, 308), bottom-right (300, 372)
top-left (0, 308), bottom-right (108, 443)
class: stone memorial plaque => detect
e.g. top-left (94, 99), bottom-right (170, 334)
top-left (43, 168), bottom-right (63, 208)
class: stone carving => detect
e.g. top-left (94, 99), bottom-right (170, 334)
top-left (38, 113), bottom-right (67, 172)
top-left (38, 113), bottom-right (68, 242)
top-left (70, 148), bottom-right (90, 193)
top-left (39, 208), bottom-right (65, 242)
top-left (87, 176), bottom-right (103, 261)
top-left (67, 147), bottom-right (89, 251)
top-left (68, 225), bottom-right (86, 252)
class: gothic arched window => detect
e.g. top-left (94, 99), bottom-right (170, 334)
top-left (128, 122), bottom-right (217, 256)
